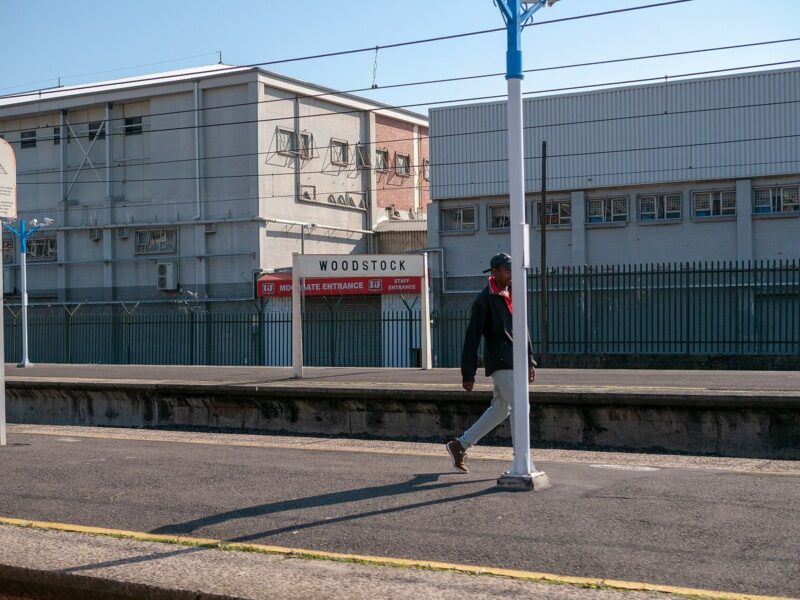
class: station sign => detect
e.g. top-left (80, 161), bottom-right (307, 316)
top-left (257, 273), bottom-right (421, 298)
top-left (296, 254), bottom-right (424, 278)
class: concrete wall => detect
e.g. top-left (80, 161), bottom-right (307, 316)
top-left (0, 67), bottom-right (429, 302)
top-left (374, 116), bottom-right (430, 218)
top-left (7, 381), bottom-right (800, 458)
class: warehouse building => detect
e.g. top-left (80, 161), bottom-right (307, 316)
top-left (428, 66), bottom-right (800, 296)
top-left (0, 65), bottom-right (429, 303)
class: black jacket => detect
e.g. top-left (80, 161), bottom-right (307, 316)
top-left (461, 284), bottom-right (535, 382)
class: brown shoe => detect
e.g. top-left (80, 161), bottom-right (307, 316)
top-left (446, 439), bottom-right (468, 473)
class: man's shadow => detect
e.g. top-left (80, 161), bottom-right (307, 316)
top-left (63, 472), bottom-right (499, 574)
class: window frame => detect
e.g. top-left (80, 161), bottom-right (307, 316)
top-left (422, 158), bottom-right (430, 181)
top-left (87, 121), bottom-right (105, 142)
top-left (487, 204), bottom-right (510, 230)
top-left (276, 127), bottom-right (296, 156)
top-left (124, 116), bottom-right (143, 136)
top-left (2, 238), bottom-right (14, 264)
top-left (134, 227), bottom-right (178, 255)
top-left (395, 152), bottom-right (410, 177)
top-left (586, 196), bottom-right (628, 224)
top-left (355, 143), bottom-right (371, 169)
top-left (299, 131), bottom-right (313, 159)
top-left (691, 190), bottom-right (736, 218)
top-left (27, 236), bottom-right (57, 261)
top-left (536, 199), bottom-right (572, 226)
top-left (20, 130), bottom-right (36, 149)
top-left (637, 193), bottom-right (682, 222)
top-left (53, 127), bottom-right (61, 146)
top-left (329, 138), bottom-right (349, 166)
top-left (440, 205), bottom-right (478, 233)
top-left (753, 185), bottom-right (800, 215)
top-left (375, 148), bottom-right (389, 172)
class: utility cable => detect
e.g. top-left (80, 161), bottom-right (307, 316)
top-left (3, 34), bottom-right (797, 137)
top-left (0, 0), bottom-right (694, 104)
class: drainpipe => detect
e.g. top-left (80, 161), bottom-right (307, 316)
top-left (193, 80), bottom-right (202, 220)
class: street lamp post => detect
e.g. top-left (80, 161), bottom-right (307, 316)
top-left (2, 217), bottom-right (54, 367)
top-left (494, 0), bottom-right (560, 490)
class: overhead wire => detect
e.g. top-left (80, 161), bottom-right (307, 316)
top-left (3, 35), bottom-right (799, 137)
top-left (0, 0), bottom-right (694, 104)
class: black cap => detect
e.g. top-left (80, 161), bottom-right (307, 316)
top-left (482, 252), bottom-right (512, 273)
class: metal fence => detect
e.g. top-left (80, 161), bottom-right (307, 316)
top-left (525, 260), bottom-right (800, 357)
top-left (2, 260), bottom-right (798, 367)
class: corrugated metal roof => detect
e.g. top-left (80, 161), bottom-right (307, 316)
top-left (431, 66), bottom-right (800, 199)
top-left (374, 219), bottom-right (428, 232)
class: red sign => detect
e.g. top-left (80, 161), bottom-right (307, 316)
top-left (257, 273), bottom-right (422, 298)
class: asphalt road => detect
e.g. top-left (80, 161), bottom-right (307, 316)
top-left (1, 429), bottom-right (798, 597)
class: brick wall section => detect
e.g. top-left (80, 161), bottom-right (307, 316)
top-left (374, 115), bottom-right (429, 216)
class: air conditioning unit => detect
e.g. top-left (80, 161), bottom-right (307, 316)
top-left (156, 262), bottom-right (177, 291)
top-left (117, 227), bottom-right (129, 240)
top-left (88, 228), bottom-right (102, 241)
top-left (3, 267), bottom-right (15, 295)
top-left (204, 222), bottom-right (216, 234)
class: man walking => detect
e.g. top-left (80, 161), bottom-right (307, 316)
top-left (446, 252), bottom-right (535, 474)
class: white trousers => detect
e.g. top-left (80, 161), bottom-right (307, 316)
top-left (459, 369), bottom-right (516, 449)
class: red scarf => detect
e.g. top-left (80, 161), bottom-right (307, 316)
top-left (488, 275), bottom-right (512, 313)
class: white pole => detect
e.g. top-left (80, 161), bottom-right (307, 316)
top-left (18, 249), bottom-right (30, 368)
top-left (420, 252), bottom-right (432, 369)
top-left (291, 252), bottom-right (303, 378)
top-left (507, 77), bottom-right (534, 478)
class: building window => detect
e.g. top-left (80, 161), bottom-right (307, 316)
top-left (587, 197), bottom-right (628, 224)
top-left (276, 128), bottom-right (296, 155)
top-left (422, 159), bottom-right (430, 181)
top-left (53, 127), bottom-right (61, 146)
top-left (375, 149), bottom-right (389, 171)
top-left (395, 153), bottom-right (410, 176)
top-left (692, 190), bottom-right (736, 217)
top-left (300, 185), bottom-right (316, 202)
top-left (27, 236), bottom-right (57, 261)
top-left (753, 186), bottom-right (800, 214)
top-left (124, 117), bottom-right (143, 136)
top-left (20, 131), bottom-right (36, 149)
top-left (356, 143), bottom-right (371, 169)
top-left (330, 139), bottom-right (349, 165)
top-left (2, 239), bottom-right (14, 263)
top-left (638, 193), bottom-right (682, 221)
top-left (537, 200), bottom-right (571, 226)
top-left (88, 121), bottom-right (105, 142)
top-left (488, 205), bottom-right (510, 229)
top-left (135, 227), bottom-right (177, 255)
top-left (299, 132), bottom-right (313, 158)
top-left (441, 206), bottom-right (477, 232)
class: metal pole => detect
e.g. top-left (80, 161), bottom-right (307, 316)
top-left (291, 252), bottom-right (303, 378)
top-left (496, 0), bottom-right (555, 491)
top-left (19, 221), bottom-right (31, 367)
top-left (420, 252), bottom-right (432, 369)
top-left (540, 140), bottom-right (549, 364)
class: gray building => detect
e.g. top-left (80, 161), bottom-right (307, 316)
top-left (0, 65), bottom-right (428, 303)
top-left (428, 66), bottom-right (800, 294)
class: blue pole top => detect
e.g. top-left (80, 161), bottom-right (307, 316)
top-left (497, 0), bottom-right (547, 79)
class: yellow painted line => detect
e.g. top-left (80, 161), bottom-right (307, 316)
top-left (0, 516), bottom-right (793, 600)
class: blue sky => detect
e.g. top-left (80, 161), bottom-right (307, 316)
top-left (2, 0), bottom-right (799, 115)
